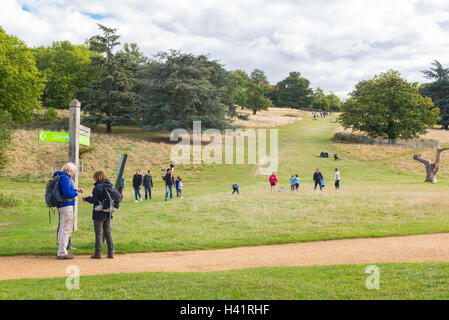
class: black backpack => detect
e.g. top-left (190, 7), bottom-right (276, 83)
top-left (97, 185), bottom-right (123, 213)
top-left (45, 175), bottom-right (67, 208)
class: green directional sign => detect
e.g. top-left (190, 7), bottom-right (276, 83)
top-left (38, 131), bottom-right (90, 146)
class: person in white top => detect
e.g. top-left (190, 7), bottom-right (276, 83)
top-left (335, 168), bottom-right (340, 190)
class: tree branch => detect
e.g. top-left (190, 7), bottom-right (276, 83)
top-left (413, 154), bottom-right (430, 166)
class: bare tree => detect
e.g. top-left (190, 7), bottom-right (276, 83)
top-left (413, 146), bottom-right (449, 183)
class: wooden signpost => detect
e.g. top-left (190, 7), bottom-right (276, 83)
top-left (38, 99), bottom-right (89, 231)
top-left (68, 99), bottom-right (81, 231)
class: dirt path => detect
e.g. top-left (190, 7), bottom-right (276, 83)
top-left (1, 233), bottom-right (449, 280)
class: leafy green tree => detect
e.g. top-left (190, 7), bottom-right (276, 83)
top-left (136, 51), bottom-right (237, 131)
top-left (340, 70), bottom-right (439, 144)
top-left (0, 109), bottom-right (12, 172)
top-left (250, 69), bottom-right (269, 85)
top-left (420, 60), bottom-right (449, 130)
top-left (76, 24), bottom-right (139, 133)
top-left (327, 93), bottom-right (342, 112)
top-left (120, 43), bottom-right (149, 66)
top-left (312, 87), bottom-right (331, 111)
top-left (33, 41), bottom-right (100, 109)
top-left (231, 69), bottom-right (272, 114)
top-left (277, 72), bottom-right (313, 109)
top-left (0, 27), bottom-right (45, 123)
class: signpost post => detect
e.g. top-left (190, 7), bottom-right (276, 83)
top-left (38, 99), bottom-right (92, 231)
top-left (68, 99), bottom-right (81, 231)
top-left (115, 154), bottom-right (128, 191)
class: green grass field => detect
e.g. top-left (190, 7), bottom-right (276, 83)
top-left (1, 114), bottom-right (449, 255)
top-left (2, 112), bottom-right (449, 300)
top-left (1, 263), bottom-right (449, 300)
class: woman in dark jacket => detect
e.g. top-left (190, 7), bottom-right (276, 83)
top-left (82, 171), bottom-right (115, 259)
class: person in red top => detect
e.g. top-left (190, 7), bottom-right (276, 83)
top-left (269, 172), bottom-right (278, 192)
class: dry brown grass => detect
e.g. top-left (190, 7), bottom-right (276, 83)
top-left (335, 125), bottom-right (449, 146)
top-left (3, 128), bottom-right (172, 179)
top-left (333, 143), bottom-right (415, 161)
top-left (233, 107), bottom-right (303, 128)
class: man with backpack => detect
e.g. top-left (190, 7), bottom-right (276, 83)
top-left (49, 163), bottom-right (83, 260)
top-left (82, 171), bottom-right (122, 259)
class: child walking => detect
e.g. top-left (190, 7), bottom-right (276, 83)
top-left (178, 178), bottom-right (183, 199)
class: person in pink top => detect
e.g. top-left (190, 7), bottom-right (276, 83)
top-left (269, 172), bottom-right (278, 192)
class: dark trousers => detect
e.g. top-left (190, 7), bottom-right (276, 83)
top-left (94, 219), bottom-right (114, 254)
top-left (314, 180), bottom-right (323, 191)
top-left (232, 187), bottom-right (239, 195)
top-left (144, 186), bottom-right (152, 199)
top-left (335, 180), bottom-right (340, 189)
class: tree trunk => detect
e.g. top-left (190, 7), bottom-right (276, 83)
top-left (253, 109), bottom-right (257, 115)
top-left (413, 147), bottom-right (449, 183)
top-left (106, 123), bottom-right (112, 133)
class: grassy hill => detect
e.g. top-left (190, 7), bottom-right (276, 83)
top-left (1, 109), bottom-right (449, 255)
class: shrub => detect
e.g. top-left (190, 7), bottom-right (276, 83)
top-left (0, 192), bottom-right (19, 208)
top-left (44, 107), bottom-right (58, 121)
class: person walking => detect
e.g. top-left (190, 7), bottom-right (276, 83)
top-left (53, 162), bottom-right (83, 260)
top-left (290, 175), bottom-right (295, 191)
top-left (269, 172), bottom-right (278, 192)
top-left (82, 171), bottom-right (115, 259)
top-left (294, 174), bottom-right (300, 192)
top-left (335, 168), bottom-right (341, 190)
top-left (175, 176), bottom-right (180, 198)
top-left (133, 169), bottom-right (143, 203)
top-left (313, 168), bottom-right (324, 191)
top-left (143, 170), bottom-right (153, 200)
top-left (178, 178), bottom-right (183, 199)
top-left (162, 168), bottom-right (175, 201)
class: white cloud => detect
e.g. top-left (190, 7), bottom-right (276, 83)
top-left (2, 0), bottom-right (449, 97)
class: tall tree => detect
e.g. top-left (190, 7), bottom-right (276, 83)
top-left (136, 51), bottom-right (237, 131)
top-left (76, 24), bottom-right (139, 133)
top-left (420, 60), bottom-right (449, 130)
top-left (0, 27), bottom-right (45, 123)
top-left (340, 70), bottom-right (439, 144)
top-left (33, 41), bottom-right (100, 109)
top-left (277, 72), bottom-right (313, 109)
top-left (327, 93), bottom-right (342, 112)
top-left (312, 87), bottom-right (331, 111)
top-left (231, 69), bottom-right (272, 114)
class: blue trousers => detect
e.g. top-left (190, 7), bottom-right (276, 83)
top-left (134, 188), bottom-right (142, 200)
top-left (144, 186), bottom-right (152, 199)
top-left (165, 184), bottom-right (173, 199)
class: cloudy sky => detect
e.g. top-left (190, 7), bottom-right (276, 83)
top-left (2, 0), bottom-right (449, 97)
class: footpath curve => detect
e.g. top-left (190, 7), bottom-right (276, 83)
top-left (1, 233), bottom-right (449, 280)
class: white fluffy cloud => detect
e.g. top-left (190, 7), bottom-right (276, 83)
top-left (2, 0), bottom-right (449, 97)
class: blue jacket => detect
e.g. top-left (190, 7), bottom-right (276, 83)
top-left (53, 171), bottom-right (78, 208)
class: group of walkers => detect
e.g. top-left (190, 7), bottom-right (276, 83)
top-left (52, 162), bottom-right (183, 260)
top-left (130, 165), bottom-right (183, 202)
top-left (53, 163), bottom-right (116, 260)
top-left (269, 168), bottom-right (341, 192)
top-left (313, 111), bottom-right (331, 118)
